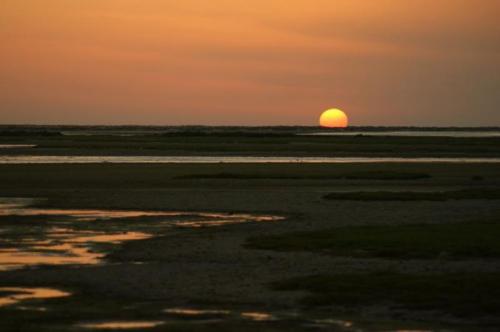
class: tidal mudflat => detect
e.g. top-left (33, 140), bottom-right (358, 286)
top-left (1, 130), bottom-right (500, 331)
top-left (0, 198), bottom-right (281, 271)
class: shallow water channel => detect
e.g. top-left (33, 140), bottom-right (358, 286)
top-left (0, 198), bottom-right (282, 311)
top-left (300, 130), bottom-right (500, 138)
top-left (0, 198), bottom-right (282, 271)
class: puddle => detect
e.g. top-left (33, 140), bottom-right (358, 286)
top-left (0, 229), bottom-right (151, 270)
top-left (312, 319), bottom-right (354, 328)
top-left (161, 307), bottom-right (443, 331)
top-left (0, 200), bottom-right (282, 224)
top-left (164, 308), bottom-right (278, 323)
top-left (0, 198), bottom-right (283, 271)
top-left (0, 209), bottom-right (281, 224)
top-left (164, 308), bottom-right (231, 316)
top-left (17, 306), bottom-right (48, 312)
top-left (0, 287), bottom-right (70, 307)
top-left (241, 312), bottom-right (277, 321)
top-left (0, 144), bottom-right (36, 149)
top-left (79, 321), bottom-right (165, 329)
top-left (162, 307), bottom-right (364, 330)
top-left (0, 207), bottom-right (185, 220)
top-left (1, 155), bottom-right (500, 164)
top-left (172, 214), bottom-right (279, 228)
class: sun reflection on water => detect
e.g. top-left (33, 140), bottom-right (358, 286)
top-left (0, 229), bottom-right (151, 270)
top-left (0, 198), bottom-right (283, 271)
top-left (79, 321), bottom-right (165, 329)
top-left (0, 287), bottom-right (70, 307)
top-left (241, 311), bottom-right (277, 321)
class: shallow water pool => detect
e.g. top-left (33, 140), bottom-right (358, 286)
top-left (0, 198), bottom-right (283, 271)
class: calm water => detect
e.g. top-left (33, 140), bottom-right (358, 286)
top-left (56, 129), bottom-right (500, 138)
top-left (301, 130), bottom-right (500, 137)
top-left (0, 199), bottom-right (283, 271)
top-left (78, 321), bottom-right (165, 329)
top-left (0, 198), bottom-right (284, 319)
top-left (75, 310), bottom-right (357, 331)
top-left (80, 308), bottom-right (355, 330)
top-left (0, 287), bottom-right (70, 307)
top-left (0, 155), bottom-right (500, 164)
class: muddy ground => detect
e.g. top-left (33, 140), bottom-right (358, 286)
top-left (0, 162), bottom-right (499, 331)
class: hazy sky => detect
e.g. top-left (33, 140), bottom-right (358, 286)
top-left (1, 0), bottom-right (499, 126)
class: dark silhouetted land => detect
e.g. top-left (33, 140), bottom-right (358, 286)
top-left (0, 127), bottom-right (500, 331)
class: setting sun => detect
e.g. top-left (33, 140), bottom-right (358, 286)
top-left (319, 109), bottom-right (349, 128)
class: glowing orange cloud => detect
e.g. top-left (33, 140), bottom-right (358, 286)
top-left (0, 1), bottom-right (499, 125)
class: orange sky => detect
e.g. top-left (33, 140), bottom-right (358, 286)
top-left (1, 0), bottom-right (499, 126)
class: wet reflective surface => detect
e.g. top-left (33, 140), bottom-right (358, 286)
top-left (311, 319), bottom-right (353, 328)
top-left (79, 321), bottom-right (165, 329)
top-left (1, 155), bottom-right (500, 164)
top-left (0, 287), bottom-right (70, 307)
top-left (300, 130), bottom-right (500, 137)
top-left (0, 198), bottom-right (447, 331)
top-left (74, 312), bottom-right (442, 332)
top-left (164, 308), bottom-right (231, 316)
top-left (0, 228), bottom-right (151, 270)
top-left (160, 307), bottom-right (449, 331)
top-left (161, 307), bottom-right (379, 330)
top-left (241, 311), bottom-right (277, 321)
top-left (0, 207), bottom-right (191, 220)
top-left (0, 198), bottom-right (283, 271)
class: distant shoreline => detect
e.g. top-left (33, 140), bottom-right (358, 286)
top-left (1, 124), bottom-right (500, 132)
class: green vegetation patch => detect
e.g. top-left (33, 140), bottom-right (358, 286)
top-left (271, 272), bottom-right (500, 317)
top-left (175, 171), bottom-right (430, 180)
top-left (324, 188), bottom-right (500, 201)
top-left (246, 222), bottom-right (500, 259)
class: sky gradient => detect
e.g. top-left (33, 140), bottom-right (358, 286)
top-left (1, 0), bottom-right (499, 126)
